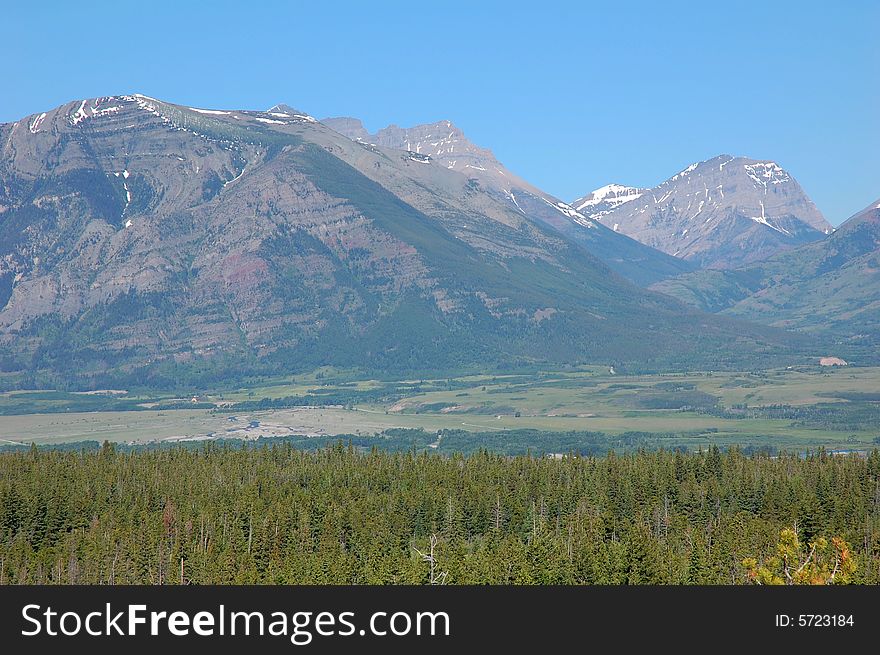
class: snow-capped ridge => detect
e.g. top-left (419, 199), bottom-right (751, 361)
top-left (574, 183), bottom-right (643, 212)
top-left (670, 162), bottom-right (700, 181)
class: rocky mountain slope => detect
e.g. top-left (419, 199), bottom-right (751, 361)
top-left (0, 96), bottom-right (801, 387)
top-left (651, 199), bottom-right (880, 345)
top-left (573, 156), bottom-right (831, 269)
top-left (322, 115), bottom-right (695, 285)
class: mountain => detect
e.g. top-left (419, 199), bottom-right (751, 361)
top-left (573, 155), bottom-right (832, 269)
top-left (651, 199), bottom-right (880, 345)
top-left (572, 184), bottom-right (646, 223)
top-left (321, 116), bottom-right (695, 286)
top-left (0, 95), bottom-right (802, 387)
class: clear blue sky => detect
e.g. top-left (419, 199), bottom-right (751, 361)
top-left (3, 0), bottom-right (877, 224)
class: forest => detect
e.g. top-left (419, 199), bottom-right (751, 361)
top-left (0, 443), bottom-right (876, 585)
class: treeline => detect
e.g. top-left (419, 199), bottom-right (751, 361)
top-left (698, 401), bottom-right (880, 432)
top-left (0, 429), bottom-right (769, 458)
top-left (1, 445), bottom-right (879, 585)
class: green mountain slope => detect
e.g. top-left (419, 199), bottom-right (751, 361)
top-left (651, 200), bottom-right (880, 345)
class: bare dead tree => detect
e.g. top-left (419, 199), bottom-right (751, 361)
top-left (110, 549), bottom-right (119, 585)
top-left (663, 494), bottom-right (670, 539)
top-left (414, 534), bottom-right (448, 585)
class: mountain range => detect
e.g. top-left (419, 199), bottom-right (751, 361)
top-left (572, 156), bottom-right (832, 269)
top-left (0, 95), bottom-right (804, 388)
top-left (296, 113), bottom-right (875, 352)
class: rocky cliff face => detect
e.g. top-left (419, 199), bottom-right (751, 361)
top-left (573, 155), bottom-right (831, 268)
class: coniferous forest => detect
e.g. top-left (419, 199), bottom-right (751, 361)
top-left (0, 444), bottom-right (876, 585)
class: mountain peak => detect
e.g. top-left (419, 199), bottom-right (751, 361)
top-left (268, 103), bottom-right (305, 114)
top-left (572, 155), bottom-right (831, 268)
top-left (373, 119), bottom-right (477, 154)
top-left (322, 116), bottom-right (371, 141)
top-left (571, 184), bottom-right (645, 226)
top-left (573, 184), bottom-right (644, 213)
top-left (322, 116), bottom-right (501, 176)
top-left (266, 104), bottom-right (317, 121)
top-left (591, 183), bottom-right (640, 198)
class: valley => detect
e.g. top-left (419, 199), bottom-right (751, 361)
top-left (3, 365), bottom-right (878, 453)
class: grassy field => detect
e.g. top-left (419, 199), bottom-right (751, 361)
top-left (0, 365), bottom-right (877, 452)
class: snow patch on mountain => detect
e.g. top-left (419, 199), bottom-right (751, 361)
top-left (189, 108), bottom-right (231, 116)
top-left (113, 171), bottom-right (132, 212)
top-left (28, 113), bottom-right (47, 134)
top-left (743, 162), bottom-right (790, 192)
top-left (67, 98), bottom-right (126, 126)
top-left (750, 200), bottom-right (790, 235)
top-left (70, 100), bottom-right (89, 126)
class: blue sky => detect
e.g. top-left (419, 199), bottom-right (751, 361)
top-left (2, 0), bottom-right (877, 224)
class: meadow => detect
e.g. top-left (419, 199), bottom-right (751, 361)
top-left (0, 365), bottom-right (877, 454)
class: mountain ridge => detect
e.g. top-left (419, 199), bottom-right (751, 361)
top-left (321, 114), bottom-right (696, 285)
